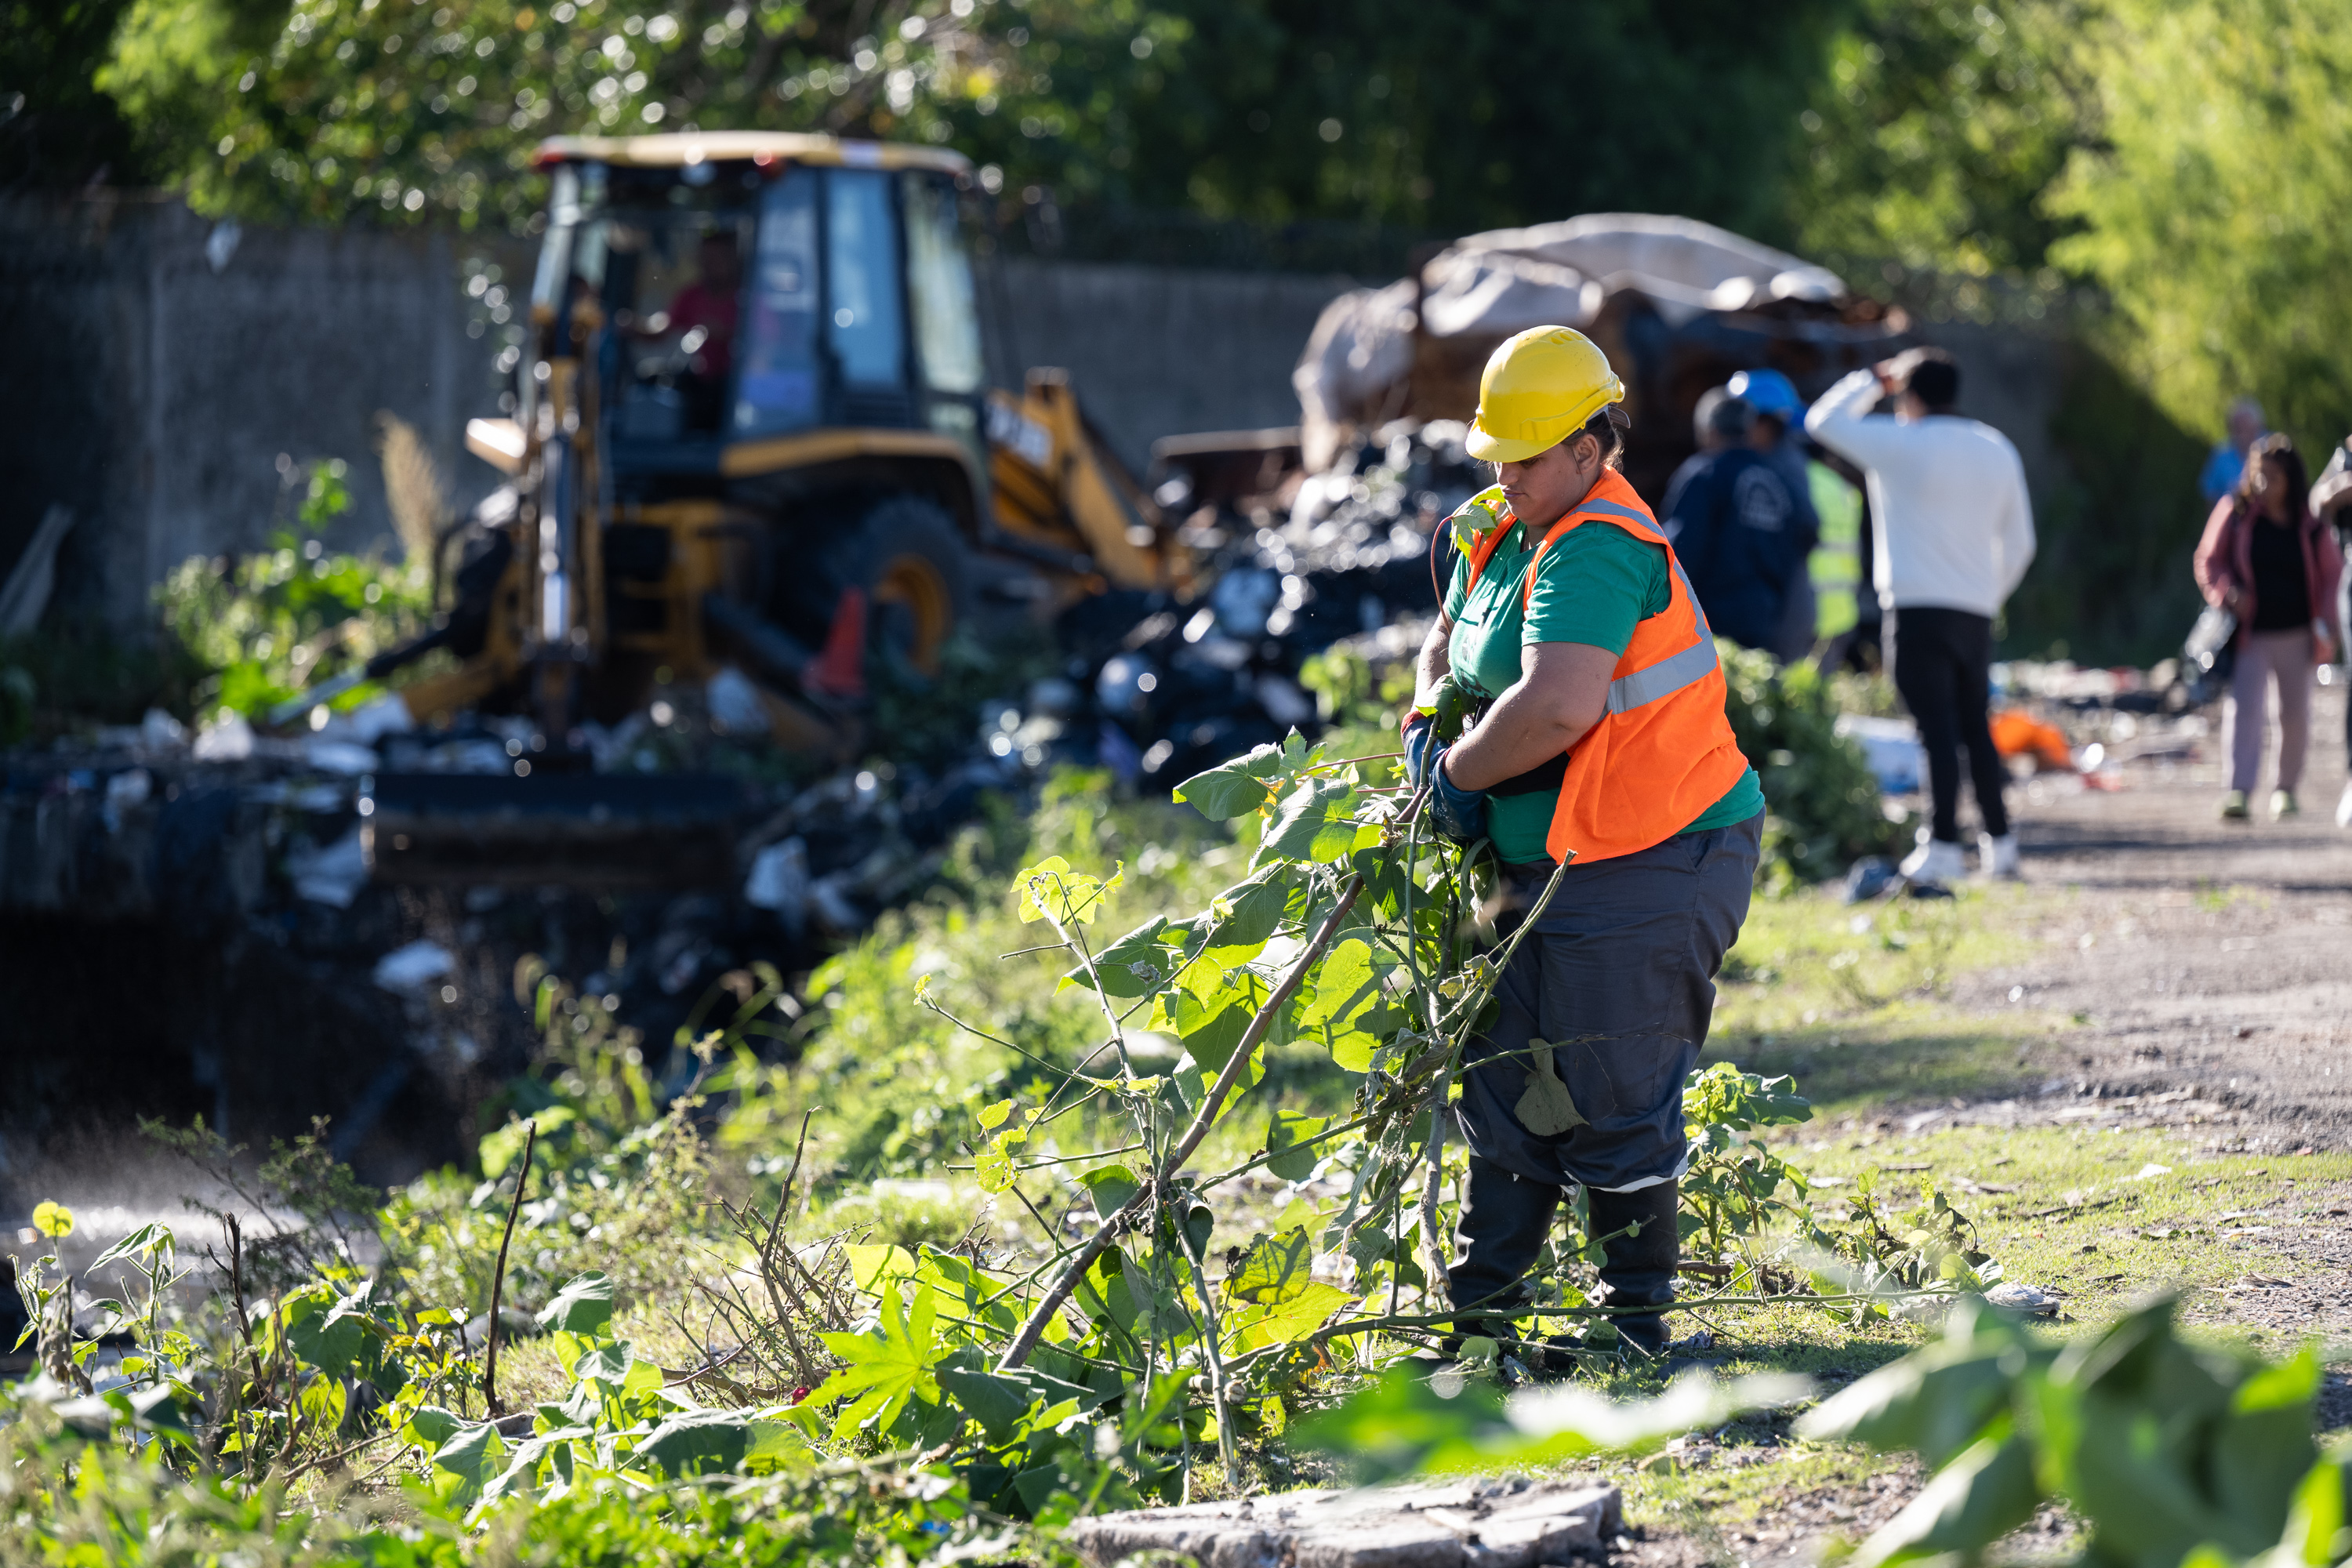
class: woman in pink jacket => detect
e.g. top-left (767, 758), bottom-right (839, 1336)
top-left (2194, 434), bottom-right (2344, 820)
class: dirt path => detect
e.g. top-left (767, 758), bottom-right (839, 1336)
top-left (1956, 684), bottom-right (2352, 1150)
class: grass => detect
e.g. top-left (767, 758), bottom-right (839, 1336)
top-left (1704, 880), bottom-right (2081, 1115)
top-left (1780, 1123), bottom-right (2352, 1339)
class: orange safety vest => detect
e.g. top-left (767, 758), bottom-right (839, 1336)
top-left (1461, 469), bottom-right (1751, 865)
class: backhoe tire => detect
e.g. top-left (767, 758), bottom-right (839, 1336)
top-left (813, 495), bottom-right (971, 682)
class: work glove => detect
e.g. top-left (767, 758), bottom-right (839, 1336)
top-left (1425, 746), bottom-right (1489, 845)
top-left (1403, 711), bottom-right (1445, 792)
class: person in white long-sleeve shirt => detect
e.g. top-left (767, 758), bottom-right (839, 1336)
top-left (1806, 349), bottom-right (2037, 888)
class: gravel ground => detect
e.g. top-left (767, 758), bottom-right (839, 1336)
top-left (1627, 688), bottom-right (2352, 1566)
top-left (1962, 684), bottom-right (2352, 1150)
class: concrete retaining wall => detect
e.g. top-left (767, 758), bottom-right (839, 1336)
top-left (4, 197), bottom-right (2097, 644)
top-left (0, 198), bottom-right (1356, 633)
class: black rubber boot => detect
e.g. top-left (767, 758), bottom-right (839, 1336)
top-left (1444, 1152), bottom-right (1561, 1355)
top-left (1586, 1181), bottom-right (1681, 1359)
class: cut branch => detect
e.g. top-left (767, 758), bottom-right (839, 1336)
top-left (997, 870), bottom-right (1369, 1370)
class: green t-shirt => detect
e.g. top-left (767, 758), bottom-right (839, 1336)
top-left (1443, 517), bottom-right (1764, 864)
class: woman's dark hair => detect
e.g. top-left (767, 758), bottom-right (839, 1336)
top-left (1570, 404), bottom-right (1631, 469)
top-left (2238, 431), bottom-right (2308, 515)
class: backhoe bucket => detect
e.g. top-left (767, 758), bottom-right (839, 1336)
top-left (361, 772), bottom-right (756, 888)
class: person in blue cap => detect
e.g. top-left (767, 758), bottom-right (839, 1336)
top-left (1727, 369), bottom-right (1828, 661)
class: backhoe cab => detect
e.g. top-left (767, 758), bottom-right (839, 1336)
top-left (314, 132), bottom-right (1187, 885)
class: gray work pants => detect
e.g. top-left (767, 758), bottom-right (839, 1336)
top-left (1453, 811), bottom-right (1762, 1192)
top-left (2227, 628), bottom-right (2314, 793)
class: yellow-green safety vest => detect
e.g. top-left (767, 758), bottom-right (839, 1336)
top-left (1808, 460), bottom-right (1863, 639)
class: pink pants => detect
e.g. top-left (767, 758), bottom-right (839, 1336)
top-left (2227, 628), bottom-right (2314, 793)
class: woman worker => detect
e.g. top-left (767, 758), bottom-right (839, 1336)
top-left (1404, 326), bottom-right (1765, 1361)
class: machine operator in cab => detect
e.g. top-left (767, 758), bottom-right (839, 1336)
top-left (1404, 326), bottom-right (1765, 1362)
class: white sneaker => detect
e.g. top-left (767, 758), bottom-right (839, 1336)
top-left (1977, 832), bottom-right (2020, 878)
top-left (2337, 782), bottom-right (2352, 829)
top-left (1898, 835), bottom-right (1967, 888)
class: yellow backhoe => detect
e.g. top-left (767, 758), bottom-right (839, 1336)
top-left (271, 132), bottom-right (1186, 884)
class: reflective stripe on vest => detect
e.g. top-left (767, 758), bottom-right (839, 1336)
top-left (1606, 629), bottom-right (1719, 713)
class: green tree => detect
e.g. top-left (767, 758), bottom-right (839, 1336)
top-left (1063, 0), bottom-right (1850, 239)
top-left (94, 0), bottom-right (1850, 241)
top-left (96, 0), bottom-right (1165, 230)
top-left (1784, 0), bottom-right (2089, 282)
top-left (2049, 0), bottom-right (2352, 451)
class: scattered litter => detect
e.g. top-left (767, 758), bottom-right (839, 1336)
top-left (191, 710), bottom-right (256, 762)
top-left (1835, 714), bottom-right (1926, 795)
top-left (743, 837), bottom-right (811, 928)
top-left (303, 739), bottom-right (379, 775)
top-left (372, 939), bottom-right (457, 996)
top-left (140, 710), bottom-right (187, 749)
top-left (1984, 1282), bottom-right (2061, 1315)
top-left (289, 829), bottom-right (369, 909)
top-left (2125, 1162), bottom-right (2172, 1181)
top-left (706, 666), bottom-right (770, 735)
top-left (1842, 856), bottom-right (1896, 903)
top-left (104, 768), bottom-right (151, 810)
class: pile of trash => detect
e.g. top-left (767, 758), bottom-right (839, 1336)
top-left (967, 419), bottom-right (1481, 795)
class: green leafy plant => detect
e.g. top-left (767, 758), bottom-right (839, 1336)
top-left (1719, 644), bottom-right (1904, 889)
top-left (1799, 1294), bottom-right (2351, 1568)
top-left (154, 459), bottom-right (432, 722)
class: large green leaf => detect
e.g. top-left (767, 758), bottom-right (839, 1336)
top-left (937, 1367), bottom-right (1039, 1445)
top-left (1265, 1109), bottom-right (1331, 1181)
top-left (1849, 1431), bottom-right (2044, 1568)
top-left (2209, 1347), bottom-right (2323, 1539)
top-left (535, 1272), bottom-right (614, 1338)
top-left (1254, 778), bottom-right (1356, 868)
top-left (1798, 1305), bottom-right (2038, 1468)
top-left (1062, 916), bottom-right (1174, 996)
top-left (814, 1280), bottom-right (942, 1442)
top-left (1173, 744), bottom-right (1286, 820)
top-left (88, 1221), bottom-right (175, 1273)
top-left (1203, 866), bottom-right (1292, 956)
top-left (1225, 1226), bottom-right (1313, 1305)
top-left (1296, 935), bottom-right (1399, 1072)
top-left (427, 1419), bottom-right (506, 1509)
top-left (281, 1287), bottom-right (368, 1377)
top-left (1228, 1282), bottom-right (1352, 1353)
top-left (635, 1410), bottom-right (786, 1478)
top-left (1080, 1164), bottom-right (1141, 1220)
top-left (1169, 968), bottom-right (1271, 1075)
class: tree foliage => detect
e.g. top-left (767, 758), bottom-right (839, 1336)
top-left (85, 0), bottom-right (1852, 238)
top-left (1784, 0), bottom-right (2089, 283)
top-left (2048, 0), bottom-right (2352, 453)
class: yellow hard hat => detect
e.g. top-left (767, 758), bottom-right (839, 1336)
top-left (1465, 325), bottom-right (1626, 463)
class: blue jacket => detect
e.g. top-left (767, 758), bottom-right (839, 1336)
top-left (1661, 448), bottom-right (1810, 652)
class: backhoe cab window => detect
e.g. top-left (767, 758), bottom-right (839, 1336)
top-left (903, 172), bottom-right (983, 397)
top-left (825, 169), bottom-right (907, 394)
top-left (575, 162), bottom-right (760, 442)
top-left (733, 169), bottom-right (820, 437)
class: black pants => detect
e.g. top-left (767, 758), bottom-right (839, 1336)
top-left (1887, 605), bottom-right (2009, 842)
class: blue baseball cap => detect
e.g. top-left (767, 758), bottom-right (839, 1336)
top-left (1726, 368), bottom-right (1802, 421)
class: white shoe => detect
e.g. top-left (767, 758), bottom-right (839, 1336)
top-left (1977, 832), bottom-right (2020, 878)
top-left (2337, 782), bottom-right (2352, 829)
top-left (1898, 835), bottom-right (1967, 888)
